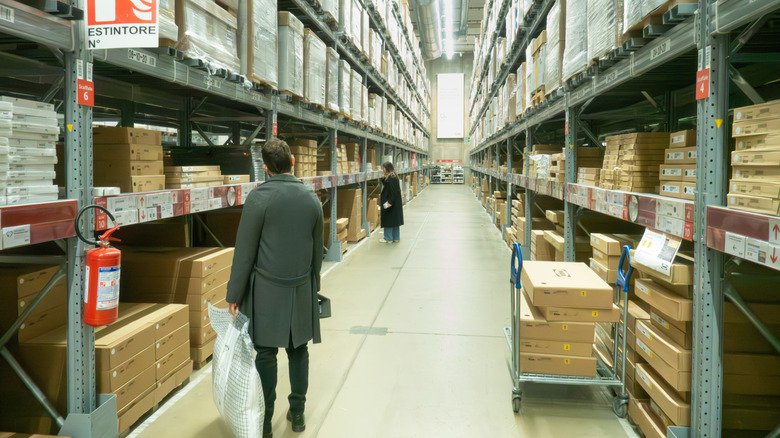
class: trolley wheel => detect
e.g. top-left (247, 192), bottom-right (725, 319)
top-left (612, 395), bottom-right (628, 418)
top-left (512, 395), bottom-right (522, 413)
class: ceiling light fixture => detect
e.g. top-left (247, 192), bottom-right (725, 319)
top-left (442, 0), bottom-right (454, 59)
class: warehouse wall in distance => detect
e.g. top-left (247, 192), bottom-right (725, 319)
top-left (426, 54), bottom-right (474, 166)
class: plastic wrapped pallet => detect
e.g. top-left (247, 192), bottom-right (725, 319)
top-left (368, 94), bottom-right (377, 128)
top-left (361, 84), bottom-right (368, 123)
top-left (304, 29), bottom-right (327, 107)
top-left (545, 0), bottom-right (565, 93)
top-left (505, 74), bottom-right (517, 125)
top-left (351, 0), bottom-right (362, 51)
top-left (534, 42), bottom-right (546, 94)
top-left (278, 12), bottom-right (304, 99)
top-left (370, 29), bottom-right (382, 69)
top-left (525, 44), bottom-right (534, 111)
top-left (587, 0), bottom-right (621, 62)
top-left (351, 70), bottom-right (363, 122)
top-left (515, 63), bottom-right (525, 118)
top-left (175, 0), bottom-right (240, 73)
top-left (562, 0), bottom-right (587, 81)
top-left (325, 47), bottom-right (340, 113)
top-left (338, 60), bottom-right (351, 115)
top-left (322, 0), bottom-right (339, 25)
top-left (362, 8), bottom-right (369, 56)
top-left (339, 0), bottom-right (351, 36)
top-left (159, 0), bottom-right (178, 43)
top-left (246, 0), bottom-right (278, 87)
top-left (624, 0), bottom-right (667, 34)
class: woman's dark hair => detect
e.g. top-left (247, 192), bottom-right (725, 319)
top-left (262, 138), bottom-right (293, 175)
top-left (382, 162), bottom-right (395, 173)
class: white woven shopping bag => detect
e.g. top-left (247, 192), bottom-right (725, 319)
top-left (209, 304), bottom-right (265, 438)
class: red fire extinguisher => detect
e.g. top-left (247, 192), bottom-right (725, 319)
top-left (76, 205), bottom-right (121, 327)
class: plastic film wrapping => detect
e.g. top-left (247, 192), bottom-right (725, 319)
top-left (587, 0), bottom-right (620, 62)
top-left (361, 84), bottom-right (368, 123)
top-left (362, 8), bottom-right (369, 55)
top-left (505, 74), bottom-right (517, 125)
top-left (339, 0), bottom-right (351, 35)
top-left (370, 29), bottom-right (382, 69)
top-left (338, 60), bottom-right (351, 114)
top-left (176, 0), bottom-right (240, 73)
top-left (159, 0), bottom-right (178, 41)
top-left (326, 47), bottom-right (340, 113)
top-left (304, 30), bottom-right (326, 107)
top-left (623, 0), bottom-right (643, 33)
top-left (525, 45), bottom-right (534, 111)
top-left (530, 154), bottom-right (552, 179)
top-left (278, 12), bottom-right (304, 97)
top-left (515, 63), bottom-right (525, 117)
top-left (368, 94), bottom-right (377, 128)
top-left (544, 0), bottom-right (565, 92)
top-left (561, 0), bottom-right (587, 81)
top-left (322, 0), bottom-right (339, 25)
top-left (248, 0), bottom-right (278, 87)
top-left (351, 0), bottom-right (362, 51)
top-left (351, 70), bottom-right (362, 122)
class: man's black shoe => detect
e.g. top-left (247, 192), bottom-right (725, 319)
top-left (286, 410), bottom-right (306, 432)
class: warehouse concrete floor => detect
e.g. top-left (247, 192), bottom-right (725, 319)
top-left (128, 184), bottom-right (637, 438)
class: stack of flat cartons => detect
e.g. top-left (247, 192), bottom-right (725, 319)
top-left (223, 174), bottom-right (250, 184)
top-left (728, 101), bottom-right (780, 215)
top-left (367, 197), bottom-right (379, 231)
top-left (0, 98), bottom-right (59, 205)
top-left (659, 130), bottom-right (697, 200)
top-left (325, 48), bottom-right (340, 113)
top-left (118, 247), bottom-right (234, 367)
top-left (530, 230), bottom-right (555, 261)
top-left (578, 167), bottom-right (601, 186)
top-left (289, 139), bottom-right (317, 178)
top-left (629, 251), bottom-right (694, 435)
top-left (0, 265), bottom-right (65, 347)
top-left (93, 127), bottom-right (165, 193)
top-left (164, 166), bottom-right (223, 189)
top-left (344, 143), bottom-right (361, 174)
top-left (600, 133), bottom-right (668, 192)
top-left (323, 217), bottom-right (349, 248)
top-left (518, 262), bottom-right (620, 377)
top-left (588, 233), bottom-right (637, 285)
top-left (549, 153), bottom-right (565, 182)
top-left (351, 70), bottom-right (363, 123)
top-left (337, 188), bottom-right (366, 242)
top-left (531, 31), bottom-right (547, 107)
top-left (338, 60), bottom-right (351, 117)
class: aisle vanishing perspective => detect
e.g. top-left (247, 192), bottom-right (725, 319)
top-left (130, 184), bottom-right (636, 438)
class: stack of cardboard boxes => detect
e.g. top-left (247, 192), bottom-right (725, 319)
top-left (549, 153), bottom-right (565, 182)
top-left (0, 97), bottom-right (59, 205)
top-left (344, 143), bottom-right (361, 174)
top-left (337, 188), bottom-right (366, 242)
top-left (118, 247), bottom-right (234, 367)
top-left (289, 139), bottom-right (317, 178)
top-left (518, 262), bottom-right (620, 377)
top-left (600, 133), bottom-right (668, 192)
top-left (659, 130), bottom-right (697, 200)
top-left (728, 101), bottom-right (780, 215)
top-left (367, 196), bottom-right (379, 231)
top-left (548, 148), bottom-right (604, 183)
top-left (164, 165), bottom-right (223, 189)
top-left (578, 167), bottom-right (601, 187)
top-left (588, 233), bottom-right (636, 286)
top-left (93, 127), bottom-right (165, 193)
top-left (323, 217), bottom-right (349, 250)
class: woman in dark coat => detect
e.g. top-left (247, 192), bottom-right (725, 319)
top-left (380, 162), bottom-right (404, 243)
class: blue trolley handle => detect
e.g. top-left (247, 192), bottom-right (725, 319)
top-left (511, 243), bottom-right (523, 289)
top-left (616, 244), bottom-right (633, 294)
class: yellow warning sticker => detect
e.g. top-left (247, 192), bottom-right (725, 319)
top-left (561, 324), bottom-right (569, 331)
top-left (564, 358), bottom-right (570, 365)
top-left (716, 119), bottom-right (723, 128)
top-left (580, 291), bottom-right (587, 297)
top-left (592, 311), bottom-right (599, 317)
top-left (67, 124), bottom-right (73, 132)
top-left (564, 344), bottom-right (570, 351)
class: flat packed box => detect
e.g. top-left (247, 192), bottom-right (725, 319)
top-left (732, 150), bottom-right (780, 166)
top-left (732, 165), bottom-right (780, 182)
top-left (155, 359), bottom-right (193, 404)
top-left (93, 144), bottom-right (164, 162)
top-left (630, 251), bottom-right (694, 286)
top-left (519, 290), bottom-right (596, 342)
top-left (733, 118), bottom-right (780, 136)
top-left (223, 175), bottom-right (250, 184)
top-left (659, 165), bottom-right (684, 181)
top-left (94, 317), bottom-right (156, 370)
top-left (651, 310), bottom-right (692, 349)
top-left (537, 304), bottom-right (621, 322)
top-left (589, 257), bottom-right (617, 284)
top-left (733, 101), bottom-right (780, 122)
top-left (636, 321), bottom-right (691, 371)
top-left (592, 247), bottom-right (620, 270)
top-left (521, 261), bottom-right (613, 309)
top-left (660, 182), bottom-right (683, 198)
top-left (734, 133), bottom-right (780, 151)
top-left (629, 398), bottom-right (666, 438)
top-left (118, 385), bottom-right (155, 433)
top-left (519, 352), bottom-right (597, 377)
top-left (93, 127), bottom-right (162, 145)
top-left (634, 278), bottom-right (692, 322)
top-left (519, 338), bottom-right (594, 357)
top-left (635, 336), bottom-right (692, 392)
top-left (635, 363), bottom-right (690, 426)
top-left (664, 147), bottom-right (697, 164)
top-left (669, 130), bottom-right (696, 147)
top-left (98, 344), bottom-right (154, 393)
top-left (113, 364), bottom-right (155, 411)
top-left (729, 179), bottom-right (780, 198)
top-left (727, 193), bottom-right (780, 216)
top-left (121, 247), bottom-right (233, 280)
top-left (590, 233), bottom-right (634, 255)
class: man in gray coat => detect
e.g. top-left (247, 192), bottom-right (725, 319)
top-left (227, 138), bottom-right (324, 437)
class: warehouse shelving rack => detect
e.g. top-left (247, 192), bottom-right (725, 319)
top-left (0, 0), bottom-right (430, 435)
top-left (468, 0), bottom-right (780, 436)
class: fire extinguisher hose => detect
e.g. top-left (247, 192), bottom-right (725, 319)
top-left (75, 204), bottom-right (117, 246)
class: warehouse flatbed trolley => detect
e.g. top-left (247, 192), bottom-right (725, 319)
top-left (504, 243), bottom-right (633, 416)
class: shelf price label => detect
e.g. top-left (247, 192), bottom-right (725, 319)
top-left (696, 69), bottom-right (710, 100)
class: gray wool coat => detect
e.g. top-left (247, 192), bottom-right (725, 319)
top-left (226, 173), bottom-right (324, 348)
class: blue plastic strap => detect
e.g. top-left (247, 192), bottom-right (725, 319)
top-left (511, 243), bottom-right (523, 289)
top-left (616, 244), bottom-right (634, 293)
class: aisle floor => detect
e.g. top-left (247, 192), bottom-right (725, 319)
top-left (129, 184), bottom-right (638, 438)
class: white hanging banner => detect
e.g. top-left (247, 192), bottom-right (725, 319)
top-left (86, 0), bottom-right (159, 49)
top-left (437, 73), bottom-right (464, 139)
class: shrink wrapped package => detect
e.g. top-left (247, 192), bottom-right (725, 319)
top-left (351, 70), bottom-right (363, 122)
top-left (339, 0), bottom-right (351, 35)
top-left (587, 0), bottom-right (621, 62)
top-left (525, 45), bottom-right (534, 111)
top-left (544, 0), bottom-right (565, 92)
top-left (159, 0), bottom-right (178, 42)
top-left (175, 0), bottom-right (240, 73)
top-left (624, 0), bottom-right (667, 34)
top-left (304, 29), bottom-right (327, 107)
top-left (515, 63), bottom-right (525, 118)
top-left (505, 74), bottom-right (517, 125)
top-left (351, 0), bottom-right (362, 51)
top-left (323, 0), bottom-right (339, 24)
top-left (325, 47), bottom-right (340, 112)
top-left (247, 0), bottom-right (278, 87)
top-left (278, 12), bottom-right (304, 98)
top-left (361, 85), bottom-right (368, 123)
top-left (370, 29), bottom-right (382, 69)
top-left (362, 8), bottom-right (369, 56)
top-left (338, 60), bottom-right (351, 115)
top-left (562, 0), bottom-right (587, 80)
top-left (368, 94), bottom-right (377, 128)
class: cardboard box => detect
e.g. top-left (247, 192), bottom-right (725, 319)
top-left (733, 101), bottom-right (780, 122)
top-left (154, 360), bottom-right (193, 405)
top-left (95, 317), bottom-right (156, 370)
top-left (733, 117), bottom-right (780, 136)
top-left (669, 130), bottom-right (696, 148)
top-left (727, 193), bottom-right (780, 215)
top-left (660, 182), bottom-right (682, 198)
top-left (732, 150), bottom-right (780, 166)
top-left (121, 247), bottom-right (233, 281)
top-left (729, 180), bottom-right (780, 198)
top-left (537, 304), bottom-right (621, 322)
top-left (732, 165), bottom-right (780, 182)
top-left (94, 160), bottom-right (164, 176)
top-left (589, 257), bottom-right (617, 284)
top-left (664, 147), bottom-right (697, 164)
top-left (117, 385), bottom-right (155, 433)
top-left (155, 341), bottom-right (190, 381)
top-left (191, 324), bottom-right (216, 346)
top-left (630, 251), bottom-right (694, 286)
top-left (635, 337), bottom-right (691, 392)
top-left (636, 321), bottom-right (691, 371)
top-left (93, 127), bottom-right (162, 145)
top-left (155, 324), bottom-right (189, 360)
top-left (98, 344), bottom-right (155, 393)
top-left (519, 290), bottom-right (596, 342)
top-left (592, 247), bottom-right (620, 270)
top-left (190, 340), bottom-right (214, 364)
top-left (114, 364), bottom-right (155, 412)
top-left (651, 311), bottom-right (692, 349)
top-left (17, 304), bottom-right (66, 342)
top-left (734, 133), bottom-right (780, 151)
top-left (521, 261), bottom-right (614, 309)
top-left (629, 399), bottom-right (667, 438)
top-left (659, 164), bottom-right (684, 181)
top-left (680, 182), bottom-right (695, 200)
top-left (519, 338), bottom-right (594, 357)
top-left (590, 233), bottom-right (635, 255)
top-left (130, 175), bottom-right (166, 193)
top-left (635, 363), bottom-right (690, 426)
top-left (634, 278), bottom-right (692, 322)
top-left (93, 144), bottom-right (163, 161)
top-left (190, 299), bottom-right (226, 329)
top-left (519, 352), bottom-right (597, 377)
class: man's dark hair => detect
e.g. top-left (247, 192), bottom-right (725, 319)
top-left (262, 138), bottom-right (293, 175)
top-left (382, 162), bottom-right (395, 173)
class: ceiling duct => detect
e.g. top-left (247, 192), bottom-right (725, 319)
top-left (413, 0), bottom-right (443, 60)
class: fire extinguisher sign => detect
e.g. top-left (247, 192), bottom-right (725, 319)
top-left (96, 265), bottom-right (121, 310)
top-left (86, 0), bottom-right (159, 49)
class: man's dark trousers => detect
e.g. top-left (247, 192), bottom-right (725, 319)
top-left (255, 333), bottom-right (309, 427)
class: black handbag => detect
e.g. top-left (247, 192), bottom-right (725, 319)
top-left (318, 294), bottom-right (331, 319)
